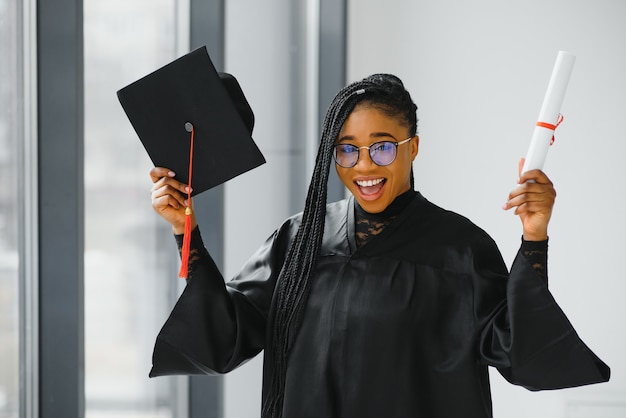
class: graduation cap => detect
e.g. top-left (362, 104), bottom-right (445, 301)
top-left (117, 46), bottom-right (266, 277)
top-left (117, 45), bottom-right (265, 195)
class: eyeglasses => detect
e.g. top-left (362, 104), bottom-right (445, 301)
top-left (333, 137), bottom-right (413, 168)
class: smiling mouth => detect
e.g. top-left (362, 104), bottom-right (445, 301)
top-left (356, 178), bottom-right (384, 187)
top-left (355, 178), bottom-right (386, 196)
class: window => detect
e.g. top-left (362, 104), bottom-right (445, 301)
top-left (84, 1), bottom-right (185, 416)
top-left (0, 0), bottom-right (22, 416)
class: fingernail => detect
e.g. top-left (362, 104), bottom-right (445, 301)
top-left (185, 186), bottom-right (192, 193)
top-left (168, 171), bottom-right (176, 177)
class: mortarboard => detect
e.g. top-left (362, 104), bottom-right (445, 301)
top-left (117, 46), bottom-right (266, 278)
top-left (117, 45), bottom-right (265, 197)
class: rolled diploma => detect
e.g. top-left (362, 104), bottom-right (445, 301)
top-left (522, 51), bottom-right (576, 174)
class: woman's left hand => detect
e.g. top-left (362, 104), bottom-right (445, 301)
top-left (503, 158), bottom-right (557, 241)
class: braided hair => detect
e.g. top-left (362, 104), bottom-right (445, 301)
top-left (262, 74), bottom-right (418, 418)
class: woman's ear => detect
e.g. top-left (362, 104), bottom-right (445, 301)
top-left (410, 135), bottom-right (419, 161)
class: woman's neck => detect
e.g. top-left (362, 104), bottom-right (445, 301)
top-left (354, 189), bottom-right (416, 247)
top-left (355, 188), bottom-right (416, 218)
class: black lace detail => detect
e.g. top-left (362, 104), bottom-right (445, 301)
top-left (354, 189), bottom-right (416, 248)
top-left (355, 214), bottom-right (395, 248)
top-left (175, 226), bottom-right (207, 279)
top-left (520, 238), bottom-right (548, 285)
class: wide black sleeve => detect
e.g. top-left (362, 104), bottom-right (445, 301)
top-left (474, 237), bottom-right (610, 390)
top-left (149, 221), bottom-right (294, 377)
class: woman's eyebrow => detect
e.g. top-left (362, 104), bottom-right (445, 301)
top-left (336, 132), bottom-right (398, 143)
top-left (336, 134), bottom-right (355, 142)
top-left (370, 131), bottom-right (398, 140)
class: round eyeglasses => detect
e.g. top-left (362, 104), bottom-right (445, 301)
top-left (333, 137), bottom-right (413, 168)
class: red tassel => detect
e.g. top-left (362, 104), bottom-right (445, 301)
top-left (178, 206), bottom-right (193, 278)
top-left (178, 122), bottom-right (195, 279)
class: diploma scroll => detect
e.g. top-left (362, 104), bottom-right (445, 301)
top-left (522, 51), bottom-right (576, 174)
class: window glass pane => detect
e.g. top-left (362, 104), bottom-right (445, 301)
top-left (84, 1), bottom-right (182, 417)
top-left (0, 0), bottom-right (20, 416)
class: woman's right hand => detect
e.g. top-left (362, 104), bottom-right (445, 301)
top-left (150, 166), bottom-right (197, 234)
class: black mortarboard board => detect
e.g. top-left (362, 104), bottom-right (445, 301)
top-left (117, 46), bottom-right (265, 196)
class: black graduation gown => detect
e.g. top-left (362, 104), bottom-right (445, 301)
top-left (150, 192), bottom-right (609, 418)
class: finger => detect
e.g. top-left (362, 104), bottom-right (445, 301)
top-left (509, 180), bottom-right (555, 199)
top-left (151, 184), bottom-right (187, 208)
top-left (511, 197), bottom-right (553, 214)
top-left (519, 168), bottom-right (553, 186)
top-left (151, 175), bottom-right (191, 196)
top-left (505, 187), bottom-right (555, 212)
top-left (152, 194), bottom-right (182, 211)
top-left (149, 166), bottom-right (176, 183)
top-left (151, 184), bottom-right (186, 208)
top-left (508, 173), bottom-right (555, 206)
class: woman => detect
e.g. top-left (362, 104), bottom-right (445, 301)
top-left (149, 74), bottom-right (609, 418)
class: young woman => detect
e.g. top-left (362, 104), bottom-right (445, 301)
top-left (149, 74), bottom-right (609, 418)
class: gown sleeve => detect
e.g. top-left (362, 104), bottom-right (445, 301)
top-left (475, 236), bottom-right (610, 390)
top-left (149, 222), bottom-right (294, 377)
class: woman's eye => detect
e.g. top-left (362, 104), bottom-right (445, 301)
top-left (340, 145), bottom-right (358, 154)
top-left (372, 143), bottom-right (390, 152)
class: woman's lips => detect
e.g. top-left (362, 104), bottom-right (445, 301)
top-left (355, 178), bottom-right (386, 197)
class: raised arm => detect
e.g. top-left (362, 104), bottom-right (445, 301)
top-left (502, 158), bottom-right (557, 241)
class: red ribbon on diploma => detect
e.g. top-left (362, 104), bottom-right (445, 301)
top-left (536, 113), bottom-right (564, 146)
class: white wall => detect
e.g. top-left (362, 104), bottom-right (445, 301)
top-left (348, 0), bottom-right (625, 416)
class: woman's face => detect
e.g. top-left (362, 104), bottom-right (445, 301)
top-left (335, 104), bottom-right (419, 213)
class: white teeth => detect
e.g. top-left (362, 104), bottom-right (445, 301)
top-left (356, 178), bottom-right (384, 187)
